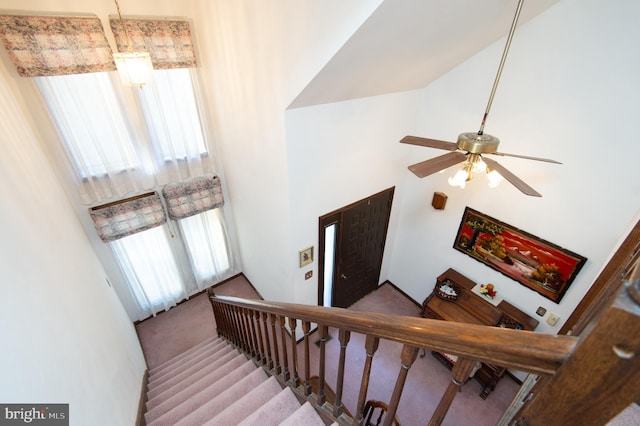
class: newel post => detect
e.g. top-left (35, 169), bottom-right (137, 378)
top-left (518, 270), bottom-right (640, 425)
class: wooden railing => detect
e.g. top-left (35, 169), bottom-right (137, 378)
top-left (208, 292), bottom-right (577, 425)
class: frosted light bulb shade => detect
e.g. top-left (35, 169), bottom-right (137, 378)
top-left (487, 169), bottom-right (504, 188)
top-left (448, 169), bottom-right (469, 189)
top-left (113, 51), bottom-right (154, 87)
top-left (472, 159), bottom-right (487, 173)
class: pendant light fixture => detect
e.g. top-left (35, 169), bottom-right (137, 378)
top-left (111, 0), bottom-right (154, 87)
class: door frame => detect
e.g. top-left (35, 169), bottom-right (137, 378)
top-left (317, 187), bottom-right (395, 307)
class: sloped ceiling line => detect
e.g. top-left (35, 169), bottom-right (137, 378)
top-left (288, 0), bottom-right (560, 109)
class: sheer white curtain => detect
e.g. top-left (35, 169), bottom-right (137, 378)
top-left (35, 73), bottom-right (157, 203)
top-left (35, 69), bottom-right (217, 204)
top-left (111, 225), bottom-right (188, 318)
top-left (137, 68), bottom-right (215, 184)
top-left (177, 208), bottom-right (234, 290)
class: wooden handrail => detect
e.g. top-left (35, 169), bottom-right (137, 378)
top-left (212, 295), bottom-right (575, 375)
top-left (210, 293), bottom-right (579, 425)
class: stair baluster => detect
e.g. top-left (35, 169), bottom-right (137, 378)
top-left (385, 345), bottom-right (418, 426)
top-left (230, 305), bottom-right (244, 350)
top-left (261, 312), bottom-right (274, 370)
top-left (316, 325), bottom-right (328, 407)
top-left (279, 315), bottom-right (291, 382)
top-left (430, 356), bottom-right (477, 425)
top-left (249, 309), bottom-right (265, 365)
top-left (333, 329), bottom-right (351, 418)
top-left (302, 320), bottom-right (312, 396)
top-left (288, 317), bottom-right (300, 387)
top-left (269, 313), bottom-right (282, 375)
top-left (243, 308), bottom-right (257, 357)
top-left (355, 335), bottom-right (380, 425)
top-left (252, 309), bottom-right (267, 365)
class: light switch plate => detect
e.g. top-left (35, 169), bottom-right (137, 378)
top-left (547, 313), bottom-right (560, 326)
top-left (305, 270), bottom-right (313, 280)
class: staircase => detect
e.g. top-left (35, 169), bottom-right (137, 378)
top-left (143, 336), bottom-right (327, 426)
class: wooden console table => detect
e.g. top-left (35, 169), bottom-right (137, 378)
top-left (421, 268), bottom-right (539, 399)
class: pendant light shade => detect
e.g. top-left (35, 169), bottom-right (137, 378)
top-left (113, 51), bottom-right (153, 87)
top-left (112, 0), bottom-right (154, 87)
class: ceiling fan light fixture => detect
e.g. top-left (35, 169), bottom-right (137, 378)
top-left (448, 167), bottom-right (470, 189)
top-left (400, 0), bottom-right (557, 197)
top-left (487, 169), bottom-right (504, 188)
top-left (470, 155), bottom-right (487, 173)
top-left (448, 156), bottom-right (504, 190)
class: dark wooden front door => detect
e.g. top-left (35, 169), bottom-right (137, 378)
top-left (319, 187), bottom-right (394, 308)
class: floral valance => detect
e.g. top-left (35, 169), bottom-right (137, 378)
top-left (89, 192), bottom-right (166, 242)
top-left (109, 17), bottom-right (196, 69)
top-left (162, 176), bottom-right (223, 220)
top-left (0, 14), bottom-right (116, 77)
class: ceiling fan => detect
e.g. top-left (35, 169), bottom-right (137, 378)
top-left (401, 0), bottom-right (560, 197)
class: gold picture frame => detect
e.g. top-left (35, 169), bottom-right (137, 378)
top-left (299, 246), bottom-right (314, 268)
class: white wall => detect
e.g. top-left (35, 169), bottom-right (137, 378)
top-left (285, 90), bottom-right (423, 304)
top-left (284, 0), bottom-right (640, 333)
top-left (0, 44), bottom-right (145, 426)
top-left (195, 0), bottom-right (384, 301)
top-left (390, 0), bottom-right (640, 333)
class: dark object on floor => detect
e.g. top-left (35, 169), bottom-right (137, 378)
top-left (364, 400), bottom-right (401, 426)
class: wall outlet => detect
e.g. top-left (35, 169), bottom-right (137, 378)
top-left (546, 313), bottom-right (560, 326)
top-left (305, 270), bottom-right (313, 280)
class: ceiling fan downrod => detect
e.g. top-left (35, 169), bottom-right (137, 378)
top-left (478, 0), bottom-right (525, 136)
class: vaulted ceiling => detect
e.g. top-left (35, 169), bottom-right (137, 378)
top-left (289, 0), bottom-right (560, 109)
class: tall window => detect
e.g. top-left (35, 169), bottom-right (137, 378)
top-left (0, 13), bottom-right (236, 320)
top-left (35, 73), bottom-right (145, 179)
top-left (179, 208), bottom-right (231, 285)
top-left (138, 68), bottom-right (208, 161)
top-left (111, 226), bottom-right (186, 313)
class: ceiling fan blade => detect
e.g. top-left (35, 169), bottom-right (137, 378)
top-left (483, 157), bottom-right (542, 197)
top-left (400, 135), bottom-right (458, 151)
top-left (491, 151), bottom-right (562, 164)
top-left (408, 151), bottom-right (467, 178)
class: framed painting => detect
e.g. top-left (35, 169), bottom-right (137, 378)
top-left (299, 246), bottom-right (314, 268)
top-left (453, 207), bottom-right (587, 303)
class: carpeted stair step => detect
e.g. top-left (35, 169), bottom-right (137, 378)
top-left (199, 375), bottom-right (284, 426)
top-left (149, 338), bottom-right (225, 380)
top-left (144, 336), bottom-right (327, 426)
top-left (149, 336), bottom-right (218, 376)
top-left (236, 387), bottom-right (303, 425)
top-left (149, 337), bottom-right (225, 382)
top-left (147, 347), bottom-right (241, 406)
top-left (144, 357), bottom-right (255, 423)
top-left (279, 401), bottom-right (327, 426)
top-left (148, 339), bottom-right (229, 386)
top-left (149, 366), bottom-right (269, 426)
top-left (147, 345), bottom-right (236, 399)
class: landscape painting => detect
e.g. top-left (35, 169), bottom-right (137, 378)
top-left (453, 207), bottom-right (587, 303)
